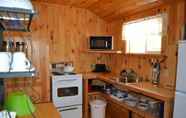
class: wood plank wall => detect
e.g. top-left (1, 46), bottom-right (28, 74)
top-left (3, 0), bottom-right (185, 103)
top-left (4, 2), bottom-right (111, 103)
top-left (107, 1), bottom-right (185, 89)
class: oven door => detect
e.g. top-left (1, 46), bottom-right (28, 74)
top-left (52, 77), bottom-right (82, 107)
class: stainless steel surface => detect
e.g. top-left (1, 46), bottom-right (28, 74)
top-left (0, 0), bottom-right (35, 31)
top-left (16, 41), bottom-right (26, 52)
top-left (0, 70), bottom-right (36, 78)
top-left (119, 69), bottom-right (137, 83)
top-left (0, 0), bottom-right (35, 14)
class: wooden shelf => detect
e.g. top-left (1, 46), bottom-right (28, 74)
top-left (87, 91), bottom-right (157, 118)
top-left (84, 50), bottom-right (166, 58)
top-left (84, 75), bottom-right (173, 118)
top-left (0, 70), bottom-right (36, 79)
top-left (88, 91), bottom-right (101, 96)
top-left (100, 93), bottom-right (157, 118)
top-left (123, 54), bottom-right (166, 58)
top-left (86, 50), bottom-right (123, 54)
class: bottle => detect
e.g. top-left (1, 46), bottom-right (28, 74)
top-left (152, 62), bottom-right (160, 85)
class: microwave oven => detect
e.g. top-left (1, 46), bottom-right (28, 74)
top-left (89, 36), bottom-right (113, 50)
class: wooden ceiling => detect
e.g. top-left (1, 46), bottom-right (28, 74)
top-left (32, 0), bottom-right (175, 21)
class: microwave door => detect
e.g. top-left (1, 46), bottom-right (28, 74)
top-left (89, 36), bottom-right (113, 49)
top-left (96, 40), bottom-right (105, 49)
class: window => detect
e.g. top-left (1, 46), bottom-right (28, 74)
top-left (122, 14), bottom-right (165, 54)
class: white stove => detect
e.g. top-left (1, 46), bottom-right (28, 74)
top-left (52, 74), bottom-right (83, 118)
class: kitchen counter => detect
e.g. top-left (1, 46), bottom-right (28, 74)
top-left (83, 72), bottom-right (174, 118)
top-left (83, 72), bottom-right (174, 101)
top-left (124, 82), bottom-right (174, 101)
top-left (18, 103), bottom-right (61, 118)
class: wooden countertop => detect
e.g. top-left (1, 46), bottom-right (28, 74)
top-left (83, 72), bottom-right (174, 101)
top-left (18, 103), bottom-right (61, 118)
top-left (124, 82), bottom-right (174, 101)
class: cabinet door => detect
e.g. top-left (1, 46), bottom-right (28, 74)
top-left (132, 113), bottom-right (144, 118)
top-left (106, 101), bottom-right (129, 118)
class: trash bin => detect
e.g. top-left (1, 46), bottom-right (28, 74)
top-left (90, 99), bottom-right (107, 118)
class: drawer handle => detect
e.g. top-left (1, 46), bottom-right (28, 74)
top-left (59, 107), bottom-right (78, 112)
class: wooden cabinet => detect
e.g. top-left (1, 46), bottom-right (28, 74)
top-left (132, 113), bottom-right (144, 118)
top-left (106, 100), bottom-right (129, 118)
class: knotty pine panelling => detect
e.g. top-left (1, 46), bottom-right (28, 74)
top-left (4, 2), bottom-right (111, 103)
top-left (107, 1), bottom-right (185, 89)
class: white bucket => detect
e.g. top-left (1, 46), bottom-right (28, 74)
top-left (90, 100), bottom-right (107, 118)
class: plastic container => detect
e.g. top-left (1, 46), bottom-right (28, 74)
top-left (90, 99), bottom-right (107, 118)
top-left (4, 91), bottom-right (35, 116)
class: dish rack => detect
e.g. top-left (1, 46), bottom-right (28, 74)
top-left (0, 10), bottom-right (34, 32)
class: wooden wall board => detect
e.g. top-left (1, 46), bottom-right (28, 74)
top-left (107, 1), bottom-right (185, 89)
top-left (32, 0), bottom-right (164, 21)
top-left (32, 0), bottom-right (185, 21)
top-left (3, 0), bottom-right (185, 103)
top-left (3, 2), bottom-right (111, 103)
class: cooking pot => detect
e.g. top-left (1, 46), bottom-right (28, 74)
top-left (64, 63), bottom-right (74, 73)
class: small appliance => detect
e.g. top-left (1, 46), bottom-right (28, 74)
top-left (11, 52), bottom-right (31, 72)
top-left (64, 63), bottom-right (74, 73)
top-left (119, 69), bottom-right (137, 83)
top-left (51, 62), bottom-right (75, 75)
top-left (91, 64), bottom-right (111, 72)
top-left (0, 52), bottom-right (11, 72)
top-left (89, 36), bottom-right (113, 50)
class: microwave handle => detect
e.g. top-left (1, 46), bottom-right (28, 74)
top-left (59, 107), bottom-right (78, 112)
top-left (105, 41), bottom-right (108, 48)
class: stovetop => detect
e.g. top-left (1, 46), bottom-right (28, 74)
top-left (52, 72), bottom-right (76, 75)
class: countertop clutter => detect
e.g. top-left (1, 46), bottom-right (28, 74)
top-left (83, 72), bottom-right (174, 118)
top-left (84, 72), bottom-right (174, 101)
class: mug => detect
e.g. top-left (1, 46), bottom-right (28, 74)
top-left (11, 52), bottom-right (31, 71)
top-left (0, 52), bottom-right (11, 72)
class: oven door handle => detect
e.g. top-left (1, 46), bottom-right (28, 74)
top-left (56, 79), bottom-right (78, 82)
top-left (59, 107), bottom-right (78, 112)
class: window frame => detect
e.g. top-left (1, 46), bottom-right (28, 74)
top-left (122, 14), bottom-right (167, 55)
